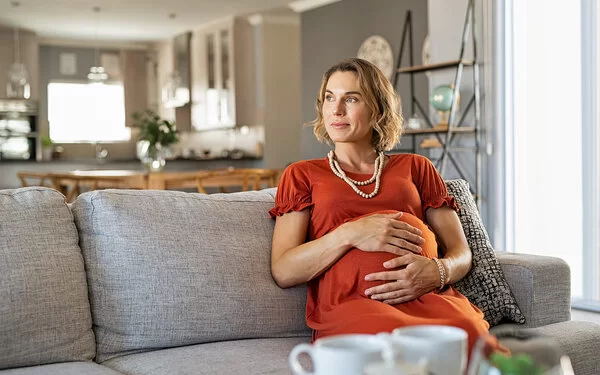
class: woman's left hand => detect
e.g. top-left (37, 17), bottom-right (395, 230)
top-left (363, 253), bottom-right (440, 305)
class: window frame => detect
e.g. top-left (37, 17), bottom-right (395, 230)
top-left (576, 0), bottom-right (600, 309)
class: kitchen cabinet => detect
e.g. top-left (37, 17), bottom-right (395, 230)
top-left (190, 16), bottom-right (260, 130)
top-left (191, 19), bottom-right (240, 130)
top-left (188, 13), bottom-right (301, 169)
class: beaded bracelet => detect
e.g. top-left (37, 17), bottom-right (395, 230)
top-left (432, 258), bottom-right (448, 290)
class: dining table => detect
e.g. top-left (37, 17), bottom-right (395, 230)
top-left (17, 168), bottom-right (282, 202)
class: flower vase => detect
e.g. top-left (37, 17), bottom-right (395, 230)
top-left (138, 141), bottom-right (166, 172)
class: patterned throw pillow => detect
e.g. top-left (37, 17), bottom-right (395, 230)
top-left (445, 179), bottom-right (526, 326)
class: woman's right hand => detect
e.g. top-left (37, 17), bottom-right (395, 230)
top-left (341, 212), bottom-right (425, 256)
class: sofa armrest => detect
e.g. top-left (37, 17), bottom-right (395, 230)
top-left (495, 252), bottom-right (571, 328)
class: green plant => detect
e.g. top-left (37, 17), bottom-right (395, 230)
top-left (132, 109), bottom-right (179, 148)
top-left (488, 352), bottom-right (545, 375)
top-left (41, 135), bottom-right (53, 148)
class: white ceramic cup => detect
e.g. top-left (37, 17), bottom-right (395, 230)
top-left (289, 334), bottom-right (385, 375)
top-left (391, 325), bottom-right (468, 375)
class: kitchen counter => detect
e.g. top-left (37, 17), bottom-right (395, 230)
top-left (172, 155), bottom-right (262, 162)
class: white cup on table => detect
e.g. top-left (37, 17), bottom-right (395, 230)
top-left (390, 325), bottom-right (468, 375)
top-left (289, 334), bottom-right (386, 375)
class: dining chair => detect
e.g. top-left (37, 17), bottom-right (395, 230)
top-left (195, 168), bottom-right (281, 193)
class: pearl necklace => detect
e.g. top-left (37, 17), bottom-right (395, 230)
top-left (327, 150), bottom-right (385, 199)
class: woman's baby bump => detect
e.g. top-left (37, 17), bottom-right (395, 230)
top-left (325, 210), bottom-right (438, 300)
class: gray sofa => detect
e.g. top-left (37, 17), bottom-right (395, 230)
top-left (1, 186), bottom-right (599, 375)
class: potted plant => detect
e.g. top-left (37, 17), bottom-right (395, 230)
top-left (40, 135), bottom-right (54, 161)
top-left (132, 110), bottom-right (179, 172)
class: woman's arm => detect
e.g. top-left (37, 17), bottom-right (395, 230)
top-left (425, 206), bottom-right (472, 284)
top-left (271, 209), bottom-right (352, 288)
top-left (271, 210), bottom-right (425, 289)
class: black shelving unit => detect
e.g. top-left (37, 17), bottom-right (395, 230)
top-left (392, 0), bottom-right (481, 206)
top-left (0, 100), bottom-right (39, 161)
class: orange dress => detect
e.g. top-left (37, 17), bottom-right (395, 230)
top-left (269, 154), bottom-right (490, 354)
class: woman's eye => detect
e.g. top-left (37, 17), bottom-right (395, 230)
top-left (325, 95), bottom-right (335, 102)
top-left (346, 97), bottom-right (357, 103)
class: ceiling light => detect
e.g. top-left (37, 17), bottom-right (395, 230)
top-left (88, 66), bottom-right (108, 83)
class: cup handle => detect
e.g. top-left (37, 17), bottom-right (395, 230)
top-left (289, 343), bottom-right (315, 375)
top-left (375, 332), bottom-right (396, 365)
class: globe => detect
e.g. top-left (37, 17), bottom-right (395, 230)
top-left (430, 84), bottom-right (456, 112)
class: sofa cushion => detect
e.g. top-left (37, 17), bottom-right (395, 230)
top-left (0, 362), bottom-right (124, 375)
top-left (71, 189), bottom-right (310, 362)
top-left (0, 187), bottom-right (95, 370)
top-left (103, 337), bottom-right (310, 375)
top-left (446, 180), bottom-right (526, 326)
top-left (495, 252), bottom-right (570, 327)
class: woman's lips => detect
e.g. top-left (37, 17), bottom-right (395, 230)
top-left (330, 122), bottom-right (349, 129)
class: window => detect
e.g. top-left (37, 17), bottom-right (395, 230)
top-left (503, 0), bottom-right (600, 310)
top-left (47, 82), bottom-right (130, 143)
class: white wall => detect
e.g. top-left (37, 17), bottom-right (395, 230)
top-left (427, 0), bottom-right (471, 93)
top-left (427, 0), bottom-right (493, 228)
top-left (262, 20), bottom-right (301, 168)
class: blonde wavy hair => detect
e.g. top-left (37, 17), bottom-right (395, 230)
top-left (309, 58), bottom-right (403, 151)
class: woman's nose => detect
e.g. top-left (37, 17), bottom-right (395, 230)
top-left (332, 101), bottom-right (344, 116)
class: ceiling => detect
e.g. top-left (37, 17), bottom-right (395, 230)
top-left (0, 0), bottom-right (301, 43)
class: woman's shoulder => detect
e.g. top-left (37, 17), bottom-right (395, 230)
top-left (281, 158), bottom-right (329, 179)
top-left (285, 158), bottom-right (328, 171)
top-left (287, 158), bottom-right (323, 168)
top-left (388, 153), bottom-right (431, 166)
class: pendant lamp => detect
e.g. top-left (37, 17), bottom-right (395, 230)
top-left (87, 6), bottom-right (108, 84)
top-left (6, 1), bottom-right (31, 99)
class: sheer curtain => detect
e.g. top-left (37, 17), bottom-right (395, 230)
top-left (503, 0), bottom-right (600, 309)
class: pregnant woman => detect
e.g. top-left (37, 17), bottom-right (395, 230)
top-left (269, 58), bottom-right (492, 354)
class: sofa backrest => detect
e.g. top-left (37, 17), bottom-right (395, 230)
top-left (0, 187), bottom-right (95, 370)
top-left (71, 188), bottom-right (310, 363)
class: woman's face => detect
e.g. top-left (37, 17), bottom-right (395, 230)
top-left (322, 71), bottom-right (373, 147)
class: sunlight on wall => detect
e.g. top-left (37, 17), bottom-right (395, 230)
top-left (511, 1), bottom-right (583, 297)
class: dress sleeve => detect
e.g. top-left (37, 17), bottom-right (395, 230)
top-left (268, 162), bottom-right (314, 219)
top-left (414, 155), bottom-right (459, 212)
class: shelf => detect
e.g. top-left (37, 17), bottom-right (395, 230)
top-left (403, 127), bottom-right (476, 135)
top-left (0, 132), bottom-right (37, 138)
top-left (0, 99), bottom-right (39, 115)
top-left (420, 144), bottom-right (441, 149)
top-left (393, 3), bottom-right (481, 207)
top-left (0, 132), bottom-right (37, 137)
top-left (396, 60), bottom-right (474, 74)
